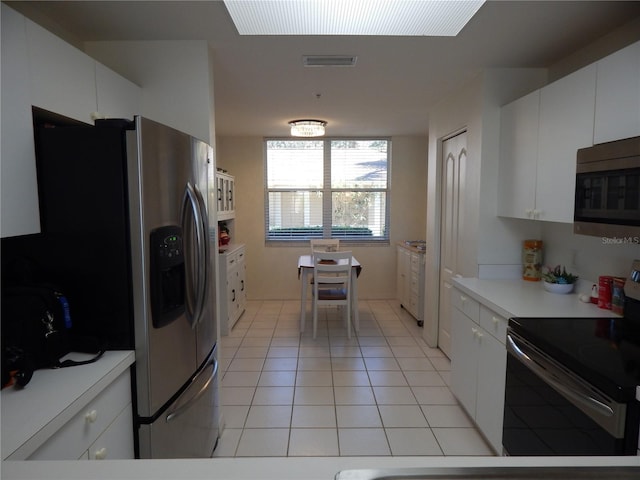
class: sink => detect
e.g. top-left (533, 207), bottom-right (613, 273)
top-left (335, 466), bottom-right (639, 480)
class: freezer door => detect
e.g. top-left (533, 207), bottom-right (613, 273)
top-left (127, 117), bottom-right (199, 416)
top-left (191, 137), bottom-right (218, 366)
top-left (138, 346), bottom-right (219, 459)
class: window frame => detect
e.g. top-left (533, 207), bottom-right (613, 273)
top-left (264, 137), bottom-right (391, 246)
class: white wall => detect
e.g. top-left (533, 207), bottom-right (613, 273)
top-left (541, 223), bottom-right (639, 291)
top-left (85, 41), bottom-right (215, 145)
top-left (216, 135), bottom-right (428, 300)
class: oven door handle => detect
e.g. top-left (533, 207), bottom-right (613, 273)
top-left (506, 333), bottom-right (614, 418)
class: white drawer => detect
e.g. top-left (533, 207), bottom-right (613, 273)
top-left (28, 370), bottom-right (131, 460)
top-left (226, 250), bottom-right (238, 268)
top-left (236, 247), bottom-right (245, 265)
top-left (451, 288), bottom-right (480, 323)
top-left (479, 305), bottom-right (508, 344)
top-left (87, 403), bottom-right (134, 460)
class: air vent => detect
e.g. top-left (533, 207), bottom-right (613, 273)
top-left (302, 55), bottom-right (357, 67)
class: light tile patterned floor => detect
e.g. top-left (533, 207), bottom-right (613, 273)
top-left (214, 299), bottom-right (494, 457)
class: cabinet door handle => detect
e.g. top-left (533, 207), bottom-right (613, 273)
top-left (85, 409), bottom-right (98, 423)
top-left (232, 289), bottom-right (236, 302)
top-left (94, 447), bottom-right (108, 460)
top-left (241, 280), bottom-right (245, 291)
top-left (525, 208), bottom-right (533, 218)
top-left (461, 296), bottom-right (467, 303)
top-left (492, 316), bottom-right (499, 325)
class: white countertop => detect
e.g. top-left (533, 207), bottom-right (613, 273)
top-left (1, 350), bottom-right (135, 460)
top-left (452, 277), bottom-right (621, 320)
top-left (2, 455), bottom-right (639, 480)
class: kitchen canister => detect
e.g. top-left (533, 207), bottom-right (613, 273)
top-left (522, 240), bottom-right (543, 281)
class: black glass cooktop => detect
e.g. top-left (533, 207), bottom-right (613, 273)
top-left (509, 312), bottom-right (640, 402)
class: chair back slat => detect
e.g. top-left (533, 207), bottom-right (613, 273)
top-left (310, 239), bottom-right (340, 254)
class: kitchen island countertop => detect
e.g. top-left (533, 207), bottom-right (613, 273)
top-left (2, 455), bottom-right (639, 480)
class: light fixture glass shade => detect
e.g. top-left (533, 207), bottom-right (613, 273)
top-left (289, 119), bottom-right (327, 137)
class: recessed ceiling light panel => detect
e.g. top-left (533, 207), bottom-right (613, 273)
top-left (224, 0), bottom-right (485, 36)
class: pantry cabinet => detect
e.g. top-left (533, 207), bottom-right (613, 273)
top-left (450, 288), bottom-right (507, 454)
top-left (216, 171), bottom-right (236, 221)
top-left (396, 244), bottom-right (425, 324)
top-left (593, 40), bottom-right (640, 144)
top-left (219, 243), bottom-right (247, 335)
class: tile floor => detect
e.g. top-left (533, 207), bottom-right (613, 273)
top-left (214, 298), bottom-right (494, 457)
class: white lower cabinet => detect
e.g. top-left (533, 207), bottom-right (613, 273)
top-left (396, 244), bottom-right (425, 323)
top-left (450, 288), bottom-right (507, 454)
top-left (27, 369), bottom-right (134, 461)
top-left (219, 243), bottom-right (247, 335)
top-left (87, 404), bottom-right (134, 460)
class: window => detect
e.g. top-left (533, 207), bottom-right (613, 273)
top-left (265, 139), bottom-right (390, 242)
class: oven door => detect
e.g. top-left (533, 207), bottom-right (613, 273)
top-left (503, 330), bottom-right (633, 455)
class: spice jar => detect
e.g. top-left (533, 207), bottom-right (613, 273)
top-left (522, 240), bottom-right (543, 281)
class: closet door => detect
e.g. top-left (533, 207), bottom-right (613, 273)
top-left (438, 131), bottom-right (467, 358)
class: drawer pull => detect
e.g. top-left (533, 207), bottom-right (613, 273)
top-left (492, 316), bottom-right (499, 325)
top-left (461, 296), bottom-right (467, 303)
top-left (94, 447), bottom-right (108, 460)
top-left (85, 410), bottom-right (98, 423)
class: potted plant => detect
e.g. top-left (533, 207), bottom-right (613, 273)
top-left (542, 265), bottom-right (579, 294)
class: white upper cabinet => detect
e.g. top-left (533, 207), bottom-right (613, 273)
top-left (498, 41), bottom-right (640, 224)
top-left (594, 41), bottom-right (640, 144)
top-left (95, 63), bottom-right (141, 121)
top-left (26, 18), bottom-right (97, 125)
top-left (536, 64), bottom-right (596, 223)
top-left (497, 90), bottom-right (540, 220)
top-left (1, 5), bottom-right (142, 238)
top-left (498, 64), bottom-right (596, 223)
top-left (1, 5), bottom-right (41, 237)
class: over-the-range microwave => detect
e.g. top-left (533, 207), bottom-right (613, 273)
top-left (574, 135), bottom-right (640, 240)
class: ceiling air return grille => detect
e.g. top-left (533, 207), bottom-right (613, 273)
top-left (303, 55), bottom-right (357, 67)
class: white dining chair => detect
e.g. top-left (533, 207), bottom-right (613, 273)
top-left (309, 238), bottom-right (340, 287)
top-left (311, 250), bottom-right (352, 339)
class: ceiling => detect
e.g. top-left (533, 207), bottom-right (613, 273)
top-left (6, 1), bottom-right (640, 137)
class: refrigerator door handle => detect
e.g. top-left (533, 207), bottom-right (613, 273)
top-left (165, 355), bottom-right (218, 423)
top-left (182, 182), bottom-right (205, 327)
top-left (193, 184), bottom-right (210, 326)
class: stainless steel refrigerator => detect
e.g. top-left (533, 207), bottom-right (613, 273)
top-left (4, 115), bottom-right (219, 458)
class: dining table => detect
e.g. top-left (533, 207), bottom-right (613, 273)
top-left (297, 254), bottom-right (362, 336)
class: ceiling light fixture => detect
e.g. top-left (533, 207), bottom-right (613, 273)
top-left (289, 119), bottom-right (327, 137)
top-left (224, 0), bottom-right (486, 36)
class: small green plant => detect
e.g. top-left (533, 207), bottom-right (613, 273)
top-left (542, 265), bottom-right (579, 284)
